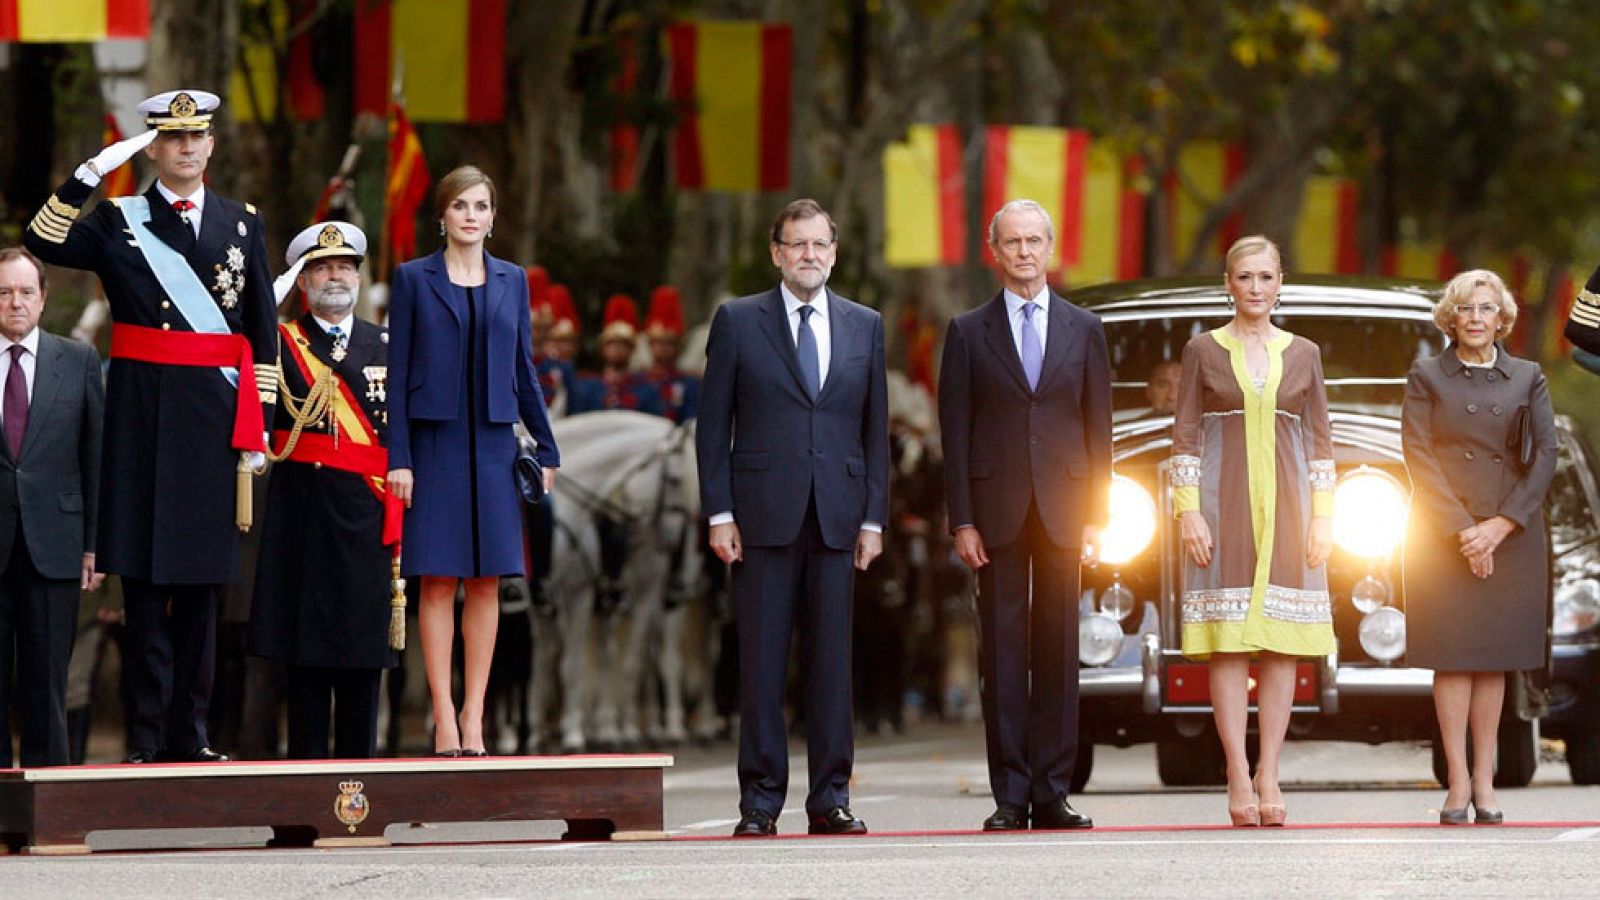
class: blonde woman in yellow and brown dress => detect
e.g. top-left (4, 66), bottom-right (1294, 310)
top-left (1171, 235), bottom-right (1336, 827)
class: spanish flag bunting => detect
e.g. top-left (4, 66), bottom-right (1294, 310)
top-left (1380, 239), bottom-right (1459, 282)
top-left (667, 20), bottom-right (792, 192)
top-left (981, 125), bottom-right (1090, 274)
top-left (1165, 141), bottom-right (1247, 264)
top-left (1061, 144), bottom-right (1147, 287)
top-left (232, 0), bottom-right (326, 123)
top-left (610, 28), bottom-right (642, 193)
top-left (355, 0), bottom-right (506, 123)
top-left (384, 102), bottom-right (430, 270)
top-left (883, 125), bottom-right (966, 268)
top-left (100, 114), bottom-right (137, 198)
top-left (0, 0), bottom-right (147, 42)
top-left (1291, 176), bottom-right (1360, 274)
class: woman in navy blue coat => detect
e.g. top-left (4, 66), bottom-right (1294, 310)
top-left (386, 166), bottom-right (560, 756)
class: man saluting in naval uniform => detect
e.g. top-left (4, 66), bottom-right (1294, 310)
top-left (24, 89), bottom-right (278, 764)
top-left (248, 222), bottom-right (400, 760)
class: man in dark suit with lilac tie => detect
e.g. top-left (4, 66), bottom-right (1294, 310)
top-left (939, 199), bottom-right (1113, 831)
top-left (696, 199), bottom-right (889, 837)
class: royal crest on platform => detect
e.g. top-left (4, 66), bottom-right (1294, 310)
top-left (334, 779), bottom-right (370, 833)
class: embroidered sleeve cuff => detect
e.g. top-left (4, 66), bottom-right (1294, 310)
top-left (1171, 454), bottom-right (1201, 488)
top-left (1173, 485), bottom-right (1200, 517)
top-left (27, 194), bottom-right (82, 246)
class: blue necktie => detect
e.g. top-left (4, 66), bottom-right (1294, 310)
top-left (796, 305), bottom-right (821, 399)
top-left (1020, 302), bottom-right (1043, 390)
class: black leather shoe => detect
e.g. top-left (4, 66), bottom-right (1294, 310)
top-left (982, 804), bottom-right (1029, 831)
top-left (180, 747), bottom-right (231, 763)
top-left (460, 748), bottom-right (488, 758)
top-left (123, 749), bottom-right (157, 764)
top-left (807, 806), bottom-right (868, 835)
top-left (732, 809), bottom-right (777, 837)
top-left (1031, 798), bottom-right (1093, 830)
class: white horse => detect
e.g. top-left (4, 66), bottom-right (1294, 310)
top-left (528, 411), bottom-right (712, 752)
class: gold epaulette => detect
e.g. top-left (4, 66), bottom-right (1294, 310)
top-left (255, 361), bottom-right (280, 405)
top-left (245, 202), bottom-right (258, 216)
top-left (27, 195), bottom-right (81, 245)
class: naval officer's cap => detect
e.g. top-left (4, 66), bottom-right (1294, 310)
top-left (138, 89), bottom-right (220, 132)
top-left (286, 221), bottom-right (368, 267)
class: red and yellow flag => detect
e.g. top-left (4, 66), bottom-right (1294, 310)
top-left (1380, 239), bottom-right (1458, 282)
top-left (1165, 141), bottom-right (1247, 264)
top-left (610, 28), bottom-right (642, 192)
top-left (232, 0), bottom-right (325, 123)
top-left (883, 125), bottom-right (965, 268)
top-left (355, 0), bottom-right (506, 123)
top-left (0, 0), bottom-right (147, 41)
top-left (982, 126), bottom-right (1090, 273)
top-left (100, 114), bottom-right (137, 198)
top-left (385, 103), bottom-right (430, 269)
top-left (1061, 145), bottom-right (1147, 287)
top-left (1292, 176), bottom-right (1361, 274)
top-left (667, 20), bottom-right (792, 192)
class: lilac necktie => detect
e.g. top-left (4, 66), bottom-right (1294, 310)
top-left (1020, 302), bottom-right (1043, 390)
top-left (4, 344), bottom-right (27, 459)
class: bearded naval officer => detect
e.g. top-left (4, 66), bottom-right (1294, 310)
top-left (248, 222), bottom-right (400, 760)
top-left (23, 89), bottom-right (278, 763)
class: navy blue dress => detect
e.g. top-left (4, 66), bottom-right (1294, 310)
top-left (403, 284), bottom-right (523, 577)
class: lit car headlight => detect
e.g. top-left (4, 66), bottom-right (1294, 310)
top-left (1333, 467), bottom-right (1409, 559)
top-left (1358, 606), bottom-right (1407, 662)
top-left (1553, 577), bottom-right (1600, 636)
top-left (1079, 612), bottom-right (1123, 666)
top-left (1100, 474), bottom-right (1157, 567)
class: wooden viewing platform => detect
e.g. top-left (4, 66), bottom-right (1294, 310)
top-left (0, 754), bottom-right (673, 855)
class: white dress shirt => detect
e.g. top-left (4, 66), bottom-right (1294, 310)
top-left (1003, 284), bottom-right (1050, 360)
top-left (708, 285), bottom-right (880, 533)
top-left (154, 181), bottom-right (206, 238)
top-left (782, 282), bottom-right (831, 387)
top-left (312, 312), bottom-right (355, 337)
top-left (0, 328), bottom-right (40, 424)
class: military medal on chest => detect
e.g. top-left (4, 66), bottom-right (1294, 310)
top-left (212, 245), bottom-right (247, 309)
top-left (364, 366), bottom-right (387, 405)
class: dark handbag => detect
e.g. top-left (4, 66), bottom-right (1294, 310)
top-left (515, 435), bottom-right (546, 505)
top-left (1507, 404), bottom-right (1534, 472)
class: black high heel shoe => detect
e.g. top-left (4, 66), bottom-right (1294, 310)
top-left (432, 748), bottom-right (461, 758)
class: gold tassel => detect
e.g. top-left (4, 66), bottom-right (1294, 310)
top-left (388, 551), bottom-right (406, 650)
top-left (236, 454), bottom-right (254, 532)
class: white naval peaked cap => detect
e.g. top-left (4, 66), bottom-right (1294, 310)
top-left (137, 89), bottom-right (221, 131)
top-left (286, 221), bottom-right (368, 267)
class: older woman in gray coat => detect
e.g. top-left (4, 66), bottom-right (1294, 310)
top-left (1402, 269), bottom-right (1557, 826)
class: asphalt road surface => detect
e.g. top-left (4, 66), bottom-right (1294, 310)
top-left (4, 725), bottom-right (1598, 898)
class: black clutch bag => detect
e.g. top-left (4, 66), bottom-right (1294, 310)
top-left (515, 435), bottom-right (546, 505)
top-left (1507, 404), bottom-right (1534, 472)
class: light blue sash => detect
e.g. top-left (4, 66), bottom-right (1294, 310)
top-left (111, 196), bottom-right (238, 387)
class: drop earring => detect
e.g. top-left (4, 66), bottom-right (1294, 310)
top-left (487, 227), bottom-right (494, 239)
top-left (439, 221), bottom-right (446, 236)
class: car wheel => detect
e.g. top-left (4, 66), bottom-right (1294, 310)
top-left (1156, 733), bottom-right (1225, 786)
top-left (1493, 715), bottom-right (1539, 788)
top-left (1070, 738), bottom-right (1094, 794)
top-left (1565, 726), bottom-right (1600, 785)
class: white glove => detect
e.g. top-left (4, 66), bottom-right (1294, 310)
top-left (273, 257), bottom-right (306, 305)
top-left (75, 128), bottom-right (158, 187)
top-left (246, 450), bottom-right (267, 474)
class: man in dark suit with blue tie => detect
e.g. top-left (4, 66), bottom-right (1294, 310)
top-left (697, 199), bottom-right (889, 837)
top-left (939, 200), bottom-right (1112, 831)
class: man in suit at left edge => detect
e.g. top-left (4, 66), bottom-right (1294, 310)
top-left (0, 248), bottom-right (105, 767)
top-left (696, 199), bottom-right (889, 837)
top-left (23, 89), bottom-right (277, 764)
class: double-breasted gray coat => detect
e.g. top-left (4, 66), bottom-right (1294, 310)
top-left (1401, 346), bottom-right (1556, 671)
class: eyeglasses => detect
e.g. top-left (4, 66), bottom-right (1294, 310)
top-left (1452, 302), bottom-right (1500, 318)
top-left (775, 239), bottom-right (835, 255)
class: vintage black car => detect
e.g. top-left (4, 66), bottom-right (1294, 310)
top-left (1066, 276), bottom-right (1600, 789)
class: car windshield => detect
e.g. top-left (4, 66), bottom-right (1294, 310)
top-left (1104, 311), bottom-right (1444, 418)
